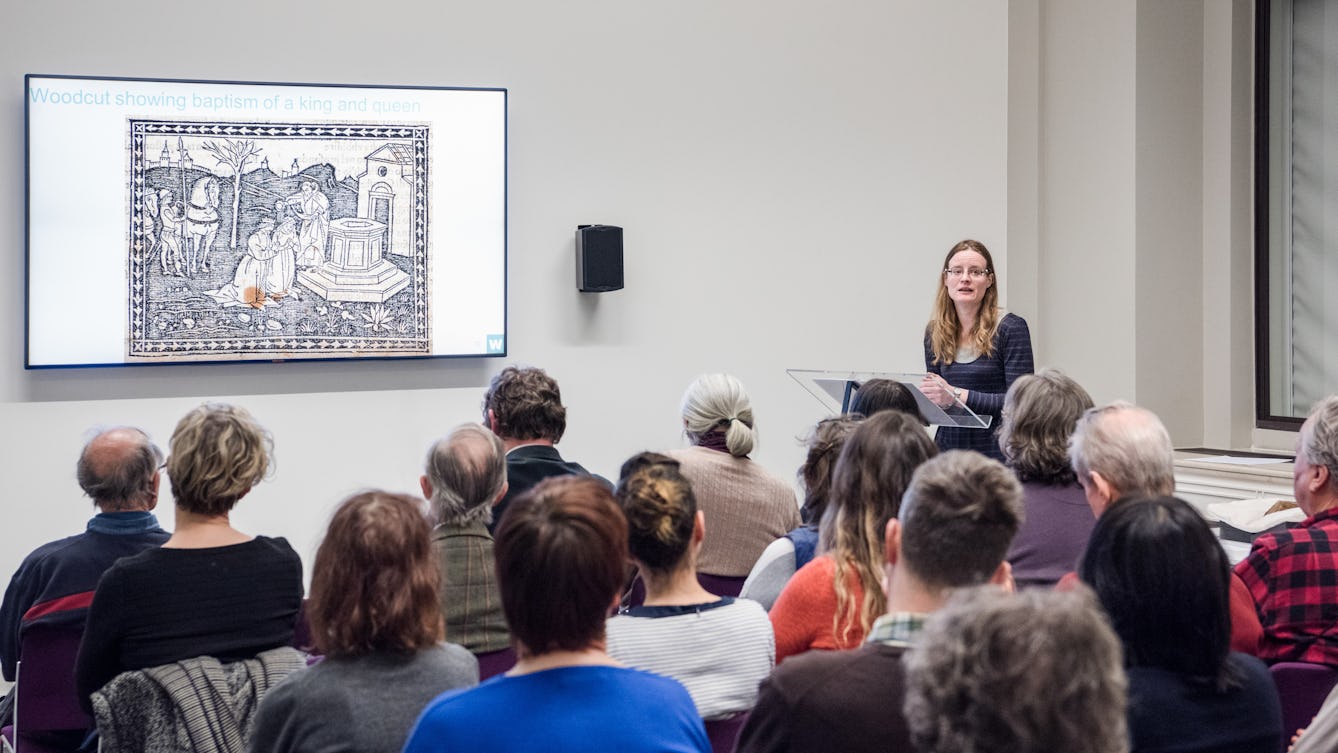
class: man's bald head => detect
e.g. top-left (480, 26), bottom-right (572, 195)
top-left (76, 427), bottom-right (163, 512)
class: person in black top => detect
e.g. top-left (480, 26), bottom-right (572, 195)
top-left (1080, 497), bottom-right (1284, 753)
top-left (482, 366), bottom-right (606, 531)
top-left (0, 427), bottom-right (170, 742)
top-left (74, 403), bottom-right (302, 713)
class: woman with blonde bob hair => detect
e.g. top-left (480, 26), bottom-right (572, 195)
top-left (998, 369), bottom-right (1096, 588)
top-left (76, 403), bottom-right (303, 710)
top-left (769, 411), bottom-right (937, 661)
top-left (252, 491), bottom-right (478, 753)
top-left (919, 239), bottom-right (1034, 460)
top-left (667, 374), bottom-right (800, 591)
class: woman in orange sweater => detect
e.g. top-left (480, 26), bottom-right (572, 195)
top-left (769, 411), bottom-right (937, 661)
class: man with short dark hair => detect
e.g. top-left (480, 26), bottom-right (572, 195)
top-left (482, 365), bottom-right (605, 531)
top-left (735, 450), bottom-right (1023, 753)
top-left (0, 427), bottom-right (171, 726)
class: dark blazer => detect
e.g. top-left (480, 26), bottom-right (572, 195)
top-left (489, 444), bottom-right (608, 532)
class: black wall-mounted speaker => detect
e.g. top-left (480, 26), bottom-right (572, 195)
top-left (576, 224), bottom-right (624, 292)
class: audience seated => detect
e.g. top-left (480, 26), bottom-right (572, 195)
top-left (1236, 394), bottom-right (1338, 667)
top-left (666, 374), bottom-right (800, 589)
top-left (741, 416), bottom-right (863, 611)
top-left (402, 476), bottom-right (710, 753)
top-left (606, 452), bottom-right (774, 720)
top-left (482, 365), bottom-right (607, 532)
top-left (421, 424), bottom-right (511, 654)
top-left (736, 449), bottom-right (1022, 753)
top-left (768, 411), bottom-right (936, 661)
top-left (5, 373), bottom-right (1309, 753)
top-left (251, 491), bottom-right (478, 753)
top-left (903, 586), bottom-right (1129, 753)
top-left (998, 369), bottom-right (1096, 588)
top-left (74, 403), bottom-right (303, 715)
top-left (1080, 496), bottom-right (1283, 753)
top-left (1066, 401), bottom-right (1263, 653)
top-left (847, 378), bottom-right (927, 425)
top-left (0, 427), bottom-right (170, 743)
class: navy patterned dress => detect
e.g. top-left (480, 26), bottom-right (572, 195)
top-left (923, 312), bottom-right (1034, 461)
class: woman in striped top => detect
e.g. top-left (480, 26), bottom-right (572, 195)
top-left (919, 239), bottom-right (1034, 461)
top-left (606, 452), bottom-right (774, 720)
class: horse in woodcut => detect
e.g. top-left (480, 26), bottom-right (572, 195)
top-left (184, 176), bottom-right (221, 274)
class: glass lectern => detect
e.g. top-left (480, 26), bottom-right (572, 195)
top-left (786, 369), bottom-right (992, 429)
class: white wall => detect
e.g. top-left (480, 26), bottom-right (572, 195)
top-left (0, 1), bottom-right (1010, 583)
top-left (1013, 1), bottom-right (1260, 452)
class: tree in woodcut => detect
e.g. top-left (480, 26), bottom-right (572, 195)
top-left (200, 139), bottom-right (262, 249)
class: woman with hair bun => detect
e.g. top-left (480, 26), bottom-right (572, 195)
top-left (666, 374), bottom-right (800, 591)
top-left (252, 491), bottom-right (478, 753)
top-left (606, 453), bottom-right (774, 720)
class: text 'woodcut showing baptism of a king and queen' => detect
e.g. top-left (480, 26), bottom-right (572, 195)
top-left (127, 120), bottom-right (430, 360)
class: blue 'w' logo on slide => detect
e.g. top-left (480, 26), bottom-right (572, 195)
top-left (486, 335), bottom-right (505, 354)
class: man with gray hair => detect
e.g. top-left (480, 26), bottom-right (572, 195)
top-left (1064, 401), bottom-right (1262, 653)
top-left (420, 423), bottom-right (511, 655)
top-left (1067, 401), bottom-right (1175, 516)
top-left (1236, 394), bottom-right (1338, 666)
top-left (0, 427), bottom-right (171, 730)
top-left (736, 450), bottom-right (1023, 753)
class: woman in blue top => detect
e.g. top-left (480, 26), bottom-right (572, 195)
top-left (920, 239), bottom-right (1034, 460)
top-left (403, 476), bottom-right (709, 753)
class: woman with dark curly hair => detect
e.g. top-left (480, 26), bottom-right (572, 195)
top-left (252, 491), bottom-right (477, 753)
top-left (997, 369), bottom-right (1096, 588)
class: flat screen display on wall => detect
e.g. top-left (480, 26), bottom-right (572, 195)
top-left (25, 74), bottom-right (507, 367)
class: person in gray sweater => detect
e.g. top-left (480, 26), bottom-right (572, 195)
top-left (250, 491), bottom-right (478, 753)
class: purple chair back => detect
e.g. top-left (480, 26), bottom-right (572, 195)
top-left (8, 623), bottom-right (94, 751)
top-left (697, 573), bottom-right (747, 598)
top-left (290, 598), bottom-right (315, 654)
top-left (704, 712), bottom-right (749, 753)
top-left (1270, 661), bottom-right (1338, 736)
top-left (475, 646), bottom-right (517, 681)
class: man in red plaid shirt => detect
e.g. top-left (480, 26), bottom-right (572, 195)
top-left (1236, 395), bottom-right (1338, 666)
